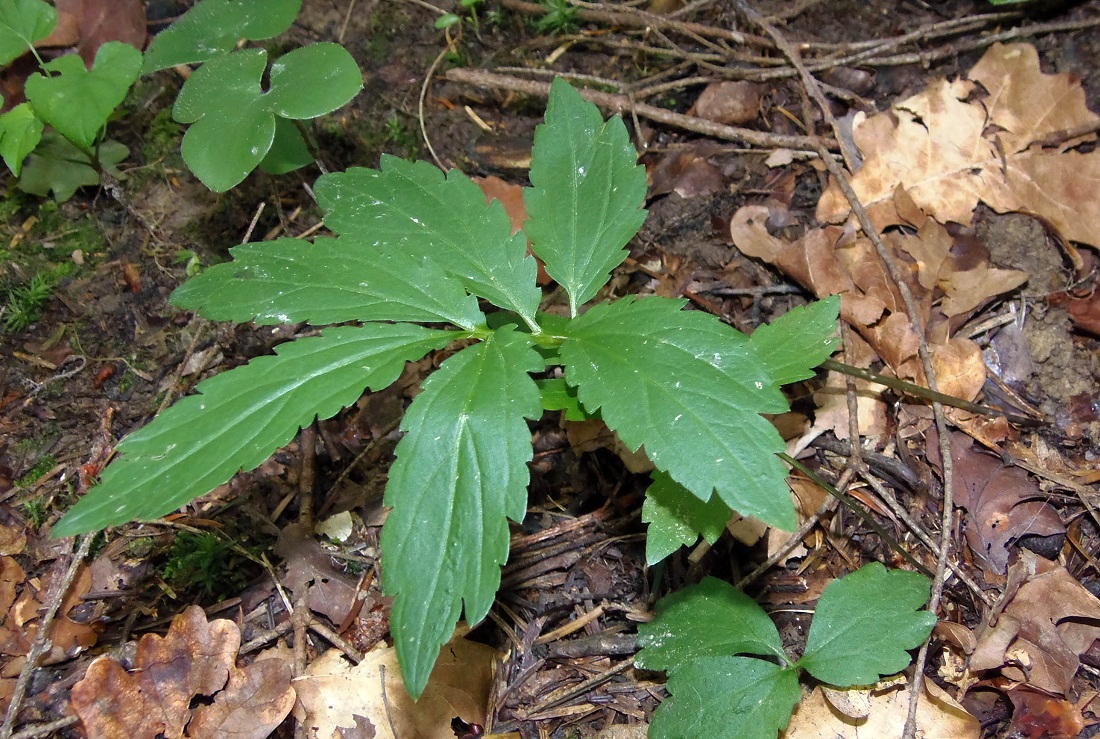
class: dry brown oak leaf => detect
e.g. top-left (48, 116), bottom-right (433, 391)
top-left (70, 605), bottom-right (295, 739)
top-left (817, 42), bottom-right (1100, 246)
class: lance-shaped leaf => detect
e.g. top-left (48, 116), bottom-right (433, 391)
top-left (171, 235), bottom-right (485, 330)
top-left (636, 577), bottom-right (787, 671)
top-left (25, 41), bottom-right (142, 149)
top-left (524, 78), bottom-right (647, 315)
top-left (649, 656), bottom-right (800, 739)
top-left (559, 296), bottom-right (795, 528)
top-left (642, 471), bottom-right (731, 565)
top-left (381, 327), bottom-right (543, 699)
top-left (173, 44), bottom-right (362, 192)
top-left (0, 0), bottom-right (55, 66)
top-left (316, 157), bottom-right (541, 327)
top-left (796, 563), bottom-right (935, 686)
top-left (52, 324), bottom-right (456, 537)
top-left (748, 296), bottom-right (840, 385)
top-left (142, 0), bottom-right (302, 74)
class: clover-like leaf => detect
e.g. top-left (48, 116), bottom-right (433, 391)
top-left (636, 577), bottom-right (787, 672)
top-left (559, 296), bottom-right (795, 528)
top-left (642, 471), bottom-right (731, 565)
top-left (260, 117), bottom-right (313, 175)
top-left (748, 295), bottom-right (840, 385)
top-left (142, 0), bottom-right (302, 74)
top-left (18, 133), bottom-right (126, 202)
top-left (797, 563), bottom-right (935, 686)
top-left (525, 77), bottom-right (647, 315)
top-left (0, 102), bottom-right (42, 176)
top-left (0, 0), bottom-right (55, 66)
top-left (52, 324), bottom-right (457, 537)
top-left (25, 42), bottom-right (142, 149)
top-left (173, 44), bottom-right (361, 192)
top-left (316, 157), bottom-right (542, 327)
top-left (171, 235), bottom-right (485, 330)
top-left (648, 656), bottom-right (800, 739)
top-left (381, 328), bottom-right (543, 699)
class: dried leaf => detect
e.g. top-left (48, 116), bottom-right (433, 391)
top-left (693, 81), bottom-right (764, 126)
top-left (1007, 686), bottom-right (1085, 739)
top-left (188, 659), bottom-right (296, 739)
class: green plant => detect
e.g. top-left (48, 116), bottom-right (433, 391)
top-left (52, 79), bottom-right (841, 699)
top-left (636, 565), bottom-right (937, 738)
top-left (0, 0), bottom-right (362, 199)
top-left (535, 0), bottom-right (579, 34)
top-left (2, 269), bottom-right (54, 332)
top-left (162, 530), bottom-right (256, 600)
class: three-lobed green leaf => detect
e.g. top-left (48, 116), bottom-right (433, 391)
top-left (173, 44), bottom-right (361, 191)
top-left (380, 327), bottom-right (544, 698)
top-left (0, 0), bottom-right (55, 66)
top-left (749, 296), bottom-right (841, 385)
top-left (316, 157), bottom-right (542, 328)
top-left (171, 235), bottom-right (485, 330)
top-left (525, 77), bottom-right (648, 315)
top-left (52, 325), bottom-right (456, 537)
top-left (25, 41), bottom-right (143, 150)
top-left (142, 0), bottom-right (303, 74)
top-left (559, 295), bottom-right (796, 529)
top-left (796, 562), bottom-right (937, 686)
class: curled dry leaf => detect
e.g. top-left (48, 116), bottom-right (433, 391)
top-left (1007, 686), bottom-right (1085, 739)
top-left (971, 551), bottom-right (1100, 695)
top-left (70, 605), bottom-right (294, 739)
top-left (817, 43), bottom-right (1100, 247)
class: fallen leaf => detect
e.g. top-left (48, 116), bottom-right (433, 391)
top-left (1007, 686), bottom-right (1085, 739)
top-left (692, 81), bottom-right (764, 126)
top-left (276, 522), bottom-right (359, 625)
top-left (294, 627), bottom-right (498, 739)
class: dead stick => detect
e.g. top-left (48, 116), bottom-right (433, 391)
top-left (445, 67), bottom-right (838, 152)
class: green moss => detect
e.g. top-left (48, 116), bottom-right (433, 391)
top-left (15, 454), bottom-right (56, 487)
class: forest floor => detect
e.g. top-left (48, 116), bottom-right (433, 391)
top-left (3, 0), bottom-right (1100, 737)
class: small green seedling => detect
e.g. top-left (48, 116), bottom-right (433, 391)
top-left (0, 0), bottom-right (361, 198)
top-left (637, 565), bottom-right (937, 738)
top-left (53, 78), bottom-right (840, 698)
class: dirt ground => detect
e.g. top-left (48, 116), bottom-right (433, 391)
top-left (3, 0), bottom-right (1100, 737)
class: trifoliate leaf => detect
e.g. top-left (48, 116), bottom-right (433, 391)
top-left (0, 0), bottom-right (55, 66)
top-left (524, 78), bottom-right (647, 315)
top-left (0, 103), bottom-right (42, 176)
top-left (648, 656), bottom-right (800, 739)
top-left (642, 471), bottom-right (730, 565)
top-left (173, 44), bottom-right (361, 192)
top-left (52, 325), bottom-right (456, 537)
top-left (171, 235), bottom-right (485, 330)
top-left (559, 296), bottom-right (795, 528)
top-left (748, 296), bottom-right (840, 385)
top-left (25, 42), bottom-right (142, 149)
top-left (797, 563), bottom-right (935, 687)
top-left (17, 134), bottom-right (126, 202)
top-left (381, 327), bottom-right (544, 699)
top-left (142, 0), bottom-right (302, 73)
top-left (536, 378), bottom-right (592, 421)
top-left (316, 157), bottom-right (541, 327)
top-left (636, 577), bottom-right (787, 671)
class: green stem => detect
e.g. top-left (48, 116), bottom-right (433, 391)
top-left (820, 358), bottom-right (1044, 426)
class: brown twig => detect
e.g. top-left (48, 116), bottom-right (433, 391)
top-left (445, 67), bottom-right (837, 151)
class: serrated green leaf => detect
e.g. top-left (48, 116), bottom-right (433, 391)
top-left (173, 44), bottom-right (361, 192)
top-left (536, 378), bottom-right (592, 421)
top-left (636, 577), bottom-right (787, 671)
top-left (0, 0), bottom-right (55, 66)
top-left (381, 327), bottom-right (544, 698)
top-left (260, 117), bottom-right (312, 175)
top-left (25, 43), bottom-right (142, 149)
top-left (559, 296), bottom-right (795, 528)
top-left (142, 0), bottom-right (303, 74)
top-left (642, 471), bottom-right (730, 565)
top-left (0, 102), bottom-right (42, 176)
top-left (524, 78), bottom-right (647, 315)
top-left (748, 296), bottom-right (840, 385)
top-left (52, 324), bottom-right (456, 537)
top-left (17, 134), bottom-right (126, 202)
top-left (171, 235), bottom-right (485, 330)
top-left (316, 157), bottom-right (541, 326)
top-left (797, 563), bottom-right (935, 686)
top-left (648, 656), bottom-right (800, 739)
